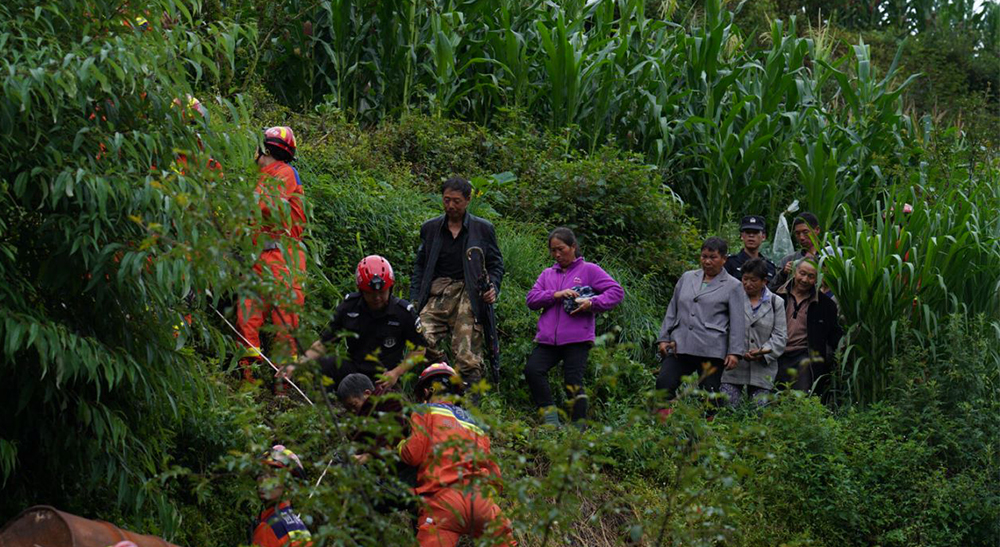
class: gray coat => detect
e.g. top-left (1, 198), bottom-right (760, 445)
top-left (721, 290), bottom-right (787, 390)
top-left (657, 269), bottom-right (746, 359)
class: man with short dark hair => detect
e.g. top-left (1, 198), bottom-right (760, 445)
top-left (769, 212), bottom-right (821, 291)
top-left (725, 215), bottom-right (777, 281)
top-left (410, 177), bottom-right (504, 389)
top-left (336, 373), bottom-right (408, 462)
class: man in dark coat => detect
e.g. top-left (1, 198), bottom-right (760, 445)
top-left (410, 177), bottom-right (504, 387)
top-left (774, 259), bottom-right (843, 397)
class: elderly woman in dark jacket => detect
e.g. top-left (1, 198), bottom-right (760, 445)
top-left (656, 237), bottom-right (746, 406)
top-left (720, 258), bottom-right (787, 407)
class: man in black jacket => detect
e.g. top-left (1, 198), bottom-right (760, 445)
top-left (410, 177), bottom-right (504, 387)
top-left (774, 259), bottom-right (843, 397)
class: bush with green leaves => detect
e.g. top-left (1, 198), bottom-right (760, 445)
top-left (0, 0), bottom-right (271, 536)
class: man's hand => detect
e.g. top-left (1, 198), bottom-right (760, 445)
top-left (483, 287), bottom-right (497, 304)
top-left (724, 354), bottom-right (739, 370)
top-left (783, 261), bottom-right (793, 274)
top-left (554, 288), bottom-right (581, 300)
top-left (377, 367), bottom-right (403, 389)
top-left (352, 453), bottom-right (371, 465)
top-left (569, 298), bottom-right (592, 315)
top-left (658, 341), bottom-right (676, 356)
top-left (276, 364), bottom-right (295, 380)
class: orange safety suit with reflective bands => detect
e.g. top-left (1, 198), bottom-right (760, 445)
top-left (399, 403), bottom-right (516, 547)
top-left (250, 501), bottom-right (312, 547)
top-left (238, 161), bottom-right (306, 373)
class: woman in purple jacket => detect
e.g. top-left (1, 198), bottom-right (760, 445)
top-left (524, 228), bottom-right (624, 426)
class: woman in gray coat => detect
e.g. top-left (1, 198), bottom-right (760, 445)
top-left (656, 237), bottom-right (746, 403)
top-left (720, 258), bottom-right (787, 407)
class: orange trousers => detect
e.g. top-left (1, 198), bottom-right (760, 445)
top-left (416, 488), bottom-right (516, 547)
top-left (237, 248), bottom-right (305, 378)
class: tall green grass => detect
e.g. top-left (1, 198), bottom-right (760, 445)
top-left (245, 0), bottom-right (957, 232)
top-left (824, 188), bottom-right (1000, 404)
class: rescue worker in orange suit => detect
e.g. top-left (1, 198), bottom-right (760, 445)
top-left (238, 126), bottom-right (307, 380)
top-left (252, 444), bottom-right (313, 547)
top-left (400, 363), bottom-right (517, 547)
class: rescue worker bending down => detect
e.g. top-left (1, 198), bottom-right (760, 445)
top-left (252, 445), bottom-right (313, 547)
top-left (238, 126), bottom-right (307, 380)
top-left (299, 255), bottom-right (427, 389)
top-left (399, 363), bottom-right (516, 547)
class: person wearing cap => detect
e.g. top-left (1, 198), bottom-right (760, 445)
top-left (400, 363), bottom-right (516, 547)
top-left (238, 127), bottom-right (308, 381)
top-left (252, 445), bottom-right (313, 547)
top-left (725, 215), bottom-right (777, 282)
top-left (298, 255), bottom-right (427, 389)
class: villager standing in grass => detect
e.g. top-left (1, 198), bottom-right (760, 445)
top-left (720, 258), bottom-right (787, 407)
top-left (411, 177), bottom-right (504, 392)
top-left (773, 259), bottom-right (842, 396)
top-left (523, 228), bottom-right (624, 427)
top-left (656, 237), bottom-right (746, 412)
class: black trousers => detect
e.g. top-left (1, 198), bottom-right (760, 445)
top-left (524, 342), bottom-right (591, 422)
top-left (655, 353), bottom-right (724, 400)
top-left (774, 349), bottom-right (829, 395)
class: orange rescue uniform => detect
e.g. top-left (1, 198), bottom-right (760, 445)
top-left (250, 501), bottom-right (312, 547)
top-left (238, 161), bottom-right (307, 373)
top-left (399, 403), bottom-right (516, 547)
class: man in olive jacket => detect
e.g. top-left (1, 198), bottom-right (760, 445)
top-left (411, 177), bottom-right (504, 386)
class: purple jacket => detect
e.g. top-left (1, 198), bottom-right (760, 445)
top-left (526, 257), bottom-right (624, 346)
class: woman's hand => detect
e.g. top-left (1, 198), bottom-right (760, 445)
top-left (658, 341), bottom-right (676, 356)
top-left (554, 288), bottom-right (580, 300)
top-left (724, 354), bottom-right (739, 370)
top-left (569, 298), bottom-right (592, 315)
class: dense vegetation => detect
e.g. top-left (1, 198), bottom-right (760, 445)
top-left (1, 0), bottom-right (997, 546)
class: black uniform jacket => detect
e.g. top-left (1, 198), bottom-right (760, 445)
top-left (725, 249), bottom-right (777, 281)
top-left (321, 293), bottom-right (427, 375)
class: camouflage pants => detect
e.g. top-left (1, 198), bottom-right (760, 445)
top-left (420, 277), bottom-right (484, 380)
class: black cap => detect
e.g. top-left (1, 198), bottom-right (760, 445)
top-left (740, 215), bottom-right (766, 232)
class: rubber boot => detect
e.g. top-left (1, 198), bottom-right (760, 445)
top-left (464, 370), bottom-right (483, 407)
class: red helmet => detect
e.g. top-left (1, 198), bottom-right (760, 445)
top-left (262, 444), bottom-right (306, 479)
top-left (356, 255), bottom-right (394, 292)
top-left (416, 362), bottom-right (459, 392)
top-left (264, 126), bottom-right (296, 159)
